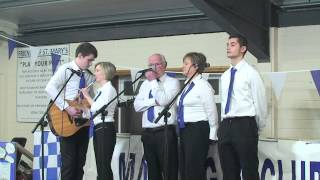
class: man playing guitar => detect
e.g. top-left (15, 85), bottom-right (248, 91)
top-left (45, 42), bottom-right (97, 180)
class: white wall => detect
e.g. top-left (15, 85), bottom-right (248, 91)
top-left (276, 25), bottom-right (320, 139)
top-left (0, 38), bottom-right (37, 155)
top-left (1, 25), bottom-right (320, 155)
top-left (72, 33), bottom-right (231, 69)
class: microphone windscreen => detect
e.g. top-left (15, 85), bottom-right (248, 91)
top-left (152, 64), bottom-right (157, 71)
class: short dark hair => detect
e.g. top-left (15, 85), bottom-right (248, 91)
top-left (229, 34), bottom-right (248, 55)
top-left (75, 42), bottom-right (98, 58)
top-left (183, 52), bottom-right (208, 73)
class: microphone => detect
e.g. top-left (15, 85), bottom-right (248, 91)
top-left (137, 68), bottom-right (152, 73)
top-left (137, 65), bottom-right (156, 73)
top-left (67, 68), bottom-right (82, 76)
top-left (193, 63), bottom-right (210, 68)
top-left (79, 80), bottom-right (95, 90)
top-left (86, 81), bottom-right (96, 89)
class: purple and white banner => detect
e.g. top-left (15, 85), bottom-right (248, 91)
top-left (83, 136), bottom-right (320, 180)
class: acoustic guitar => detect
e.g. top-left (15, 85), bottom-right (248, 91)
top-left (47, 99), bottom-right (90, 137)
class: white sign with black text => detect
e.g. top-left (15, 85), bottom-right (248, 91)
top-left (16, 45), bottom-right (70, 122)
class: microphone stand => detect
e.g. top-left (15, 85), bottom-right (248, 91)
top-left (31, 71), bottom-right (78, 180)
top-left (90, 72), bottom-right (144, 175)
top-left (91, 72), bottom-right (144, 119)
top-left (154, 69), bottom-right (199, 180)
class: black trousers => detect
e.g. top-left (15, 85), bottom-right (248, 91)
top-left (218, 116), bottom-right (259, 180)
top-left (93, 122), bottom-right (116, 180)
top-left (179, 121), bottom-right (210, 180)
top-left (60, 126), bottom-right (89, 180)
top-left (141, 125), bottom-right (178, 180)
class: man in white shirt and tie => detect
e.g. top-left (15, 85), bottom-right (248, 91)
top-left (219, 34), bottom-right (267, 180)
top-left (46, 42), bottom-right (97, 180)
top-left (134, 53), bottom-right (179, 180)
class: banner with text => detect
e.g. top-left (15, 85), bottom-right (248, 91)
top-left (259, 139), bottom-right (320, 180)
top-left (16, 45), bottom-right (70, 122)
top-left (83, 137), bottom-right (320, 180)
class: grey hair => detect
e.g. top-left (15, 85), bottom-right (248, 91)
top-left (152, 53), bottom-right (167, 67)
top-left (95, 62), bottom-right (116, 81)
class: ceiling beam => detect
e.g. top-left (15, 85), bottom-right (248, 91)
top-left (0, 0), bottom-right (71, 9)
top-left (271, 1), bottom-right (320, 27)
top-left (0, 19), bottom-right (18, 36)
top-left (189, 0), bottom-right (270, 62)
top-left (18, 16), bottom-right (223, 46)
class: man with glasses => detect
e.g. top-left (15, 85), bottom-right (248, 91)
top-left (134, 53), bottom-right (179, 180)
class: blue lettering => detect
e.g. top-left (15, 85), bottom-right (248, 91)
top-left (310, 161), bottom-right (320, 180)
top-left (119, 153), bottom-right (136, 180)
top-left (261, 158), bottom-right (275, 180)
top-left (205, 157), bottom-right (217, 180)
top-left (291, 160), bottom-right (296, 180)
top-left (137, 155), bottom-right (148, 180)
top-left (301, 161), bottom-right (305, 180)
top-left (278, 160), bottom-right (283, 180)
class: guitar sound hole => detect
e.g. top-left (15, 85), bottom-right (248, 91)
top-left (74, 118), bottom-right (89, 127)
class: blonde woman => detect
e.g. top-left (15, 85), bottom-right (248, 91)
top-left (81, 62), bottom-right (117, 180)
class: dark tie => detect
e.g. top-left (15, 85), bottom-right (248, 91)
top-left (147, 90), bottom-right (155, 122)
top-left (79, 72), bottom-right (85, 99)
top-left (177, 82), bottom-right (195, 128)
top-left (225, 67), bottom-right (237, 114)
top-left (94, 91), bottom-right (102, 102)
top-left (89, 91), bottom-right (101, 138)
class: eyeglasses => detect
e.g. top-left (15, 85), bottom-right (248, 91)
top-left (148, 63), bottom-right (163, 67)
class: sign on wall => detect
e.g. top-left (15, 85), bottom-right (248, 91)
top-left (16, 45), bottom-right (70, 122)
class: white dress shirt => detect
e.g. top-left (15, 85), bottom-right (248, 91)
top-left (90, 81), bottom-right (117, 125)
top-left (221, 59), bottom-right (267, 130)
top-left (176, 75), bottom-right (219, 140)
top-left (134, 74), bottom-right (180, 128)
top-left (45, 61), bottom-right (95, 110)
